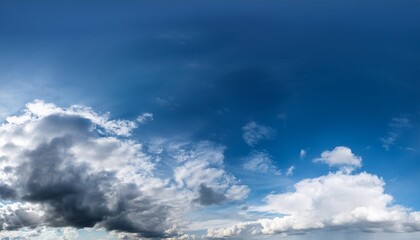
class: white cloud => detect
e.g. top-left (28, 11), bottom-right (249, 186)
top-left (8, 99), bottom-right (138, 136)
top-left (243, 151), bottom-right (281, 175)
top-left (313, 146), bottom-right (362, 173)
top-left (207, 221), bottom-right (261, 238)
top-left (286, 166), bottom-right (295, 176)
top-left (300, 149), bottom-right (306, 159)
top-left (207, 171), bottom-right (420, 238)
top-left (169, 141), bottom-right (250, 204)
top-left (137, 112), bottom-right (154, 124)
top-left (0, 226), bottom-right (79, 240)
top-left (0, 100), bottom-right (248, 239)
top-left (242, 121), bottom-right (275, 146)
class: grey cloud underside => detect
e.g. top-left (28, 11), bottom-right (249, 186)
top-left (0, 101), bottom-right (249, 239)
top-left (1, 117), bottom-right (169, 238)
top-left (0, 184), bottom-right (16, 200)
top-left (194, 184), bottom-right (226, 206)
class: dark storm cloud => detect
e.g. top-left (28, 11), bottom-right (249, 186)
top-left (0, 101), bottom-right (250, 239)
top-left (0, 114), bottom-right (172, 238)
top-left (0, 184), bottom-right (16, 200)
top-left (20, 137), bottom-right (111, 228)
top-left (194, 184), bottom-right (226, 206)
top-left (100, 198), bottom-right (171, 238)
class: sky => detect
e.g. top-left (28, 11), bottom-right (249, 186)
top-left (0, 0), bottom-right (420, 239)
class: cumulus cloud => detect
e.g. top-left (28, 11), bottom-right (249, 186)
top-left (207, 171), bottom-right (420, 238)
top-left (0, 100), bottom-right (247, 239)
top-left (0, 225), bottom-right (79, 240)
top-left (242, 151), bottom-right (281, 175)
top-left (0, 100), bottom-right (177, 238)
top-left (242, 121), bottom-right (275, 146)
top-left (313, 146), bottom-right (362, 173)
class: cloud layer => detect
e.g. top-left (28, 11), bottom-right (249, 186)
top-left (0, 101), bottom-right (418, 239)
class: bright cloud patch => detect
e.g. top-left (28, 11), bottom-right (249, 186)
top-left (167, 141), bottom-right (250, 205)
top-left (207, 170), bottom-right (420, 238)
top-left (299, 149), bottom-right (306, 159)
top-left (285, 165), bottom-right (295, 176)
top-left (136, 112), bottom-right (154, 124)
top-left (242, 121), bottom-right (275, 146)
top-left (0, 100), bottom-right (248, 239)
top-left (0, 226), bottom-right (79, 240)
top-left (313, 146), bottom-right (362, 173)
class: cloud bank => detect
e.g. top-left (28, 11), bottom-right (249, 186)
top-left (0, 100), bottom-right (248, 239)
top-left (1, 101), bottom-right (418, 239)
top-left (207, 148), bottom-right (420, 239)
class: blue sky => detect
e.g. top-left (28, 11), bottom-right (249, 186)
top-left (1, 1), bottom-right (420, 239)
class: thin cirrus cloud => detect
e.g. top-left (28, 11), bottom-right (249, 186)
top-left (242, 151), bottom-right (281, 175)
top-left (285, 165), bottom-right (295, 176)
top-left (242, 121), bottom-right (276, 147)
top-left (207, 148), bottom-right (420, 239)
top-left (136, 112), bottom-right (154, 124)
top-left (299, 149), bottom-right (307, 159)
top-left (0, 100), bottom-right (248, 239)
top-left (380, 117), bottom-right (411, 151)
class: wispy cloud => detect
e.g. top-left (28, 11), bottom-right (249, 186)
top-left (300, 149), bottom-right (307, 159)
top-left (155, 97), bottom-right (180, 110)
top-left (156, 31), bottom-right (193, 45)
top-left (243, 151), bottom-right (281, 175)
top-left (137, 112), bottom-right (154, 124)
top-left (380, 117), bottom-right (411, 151)
top-left (242, 121), bottom-right (276, 146)
top-left (286, 165), bottom-right (295, 176)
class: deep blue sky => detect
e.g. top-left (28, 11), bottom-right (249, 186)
top-left (1, 1), bottom-right (420, 239)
